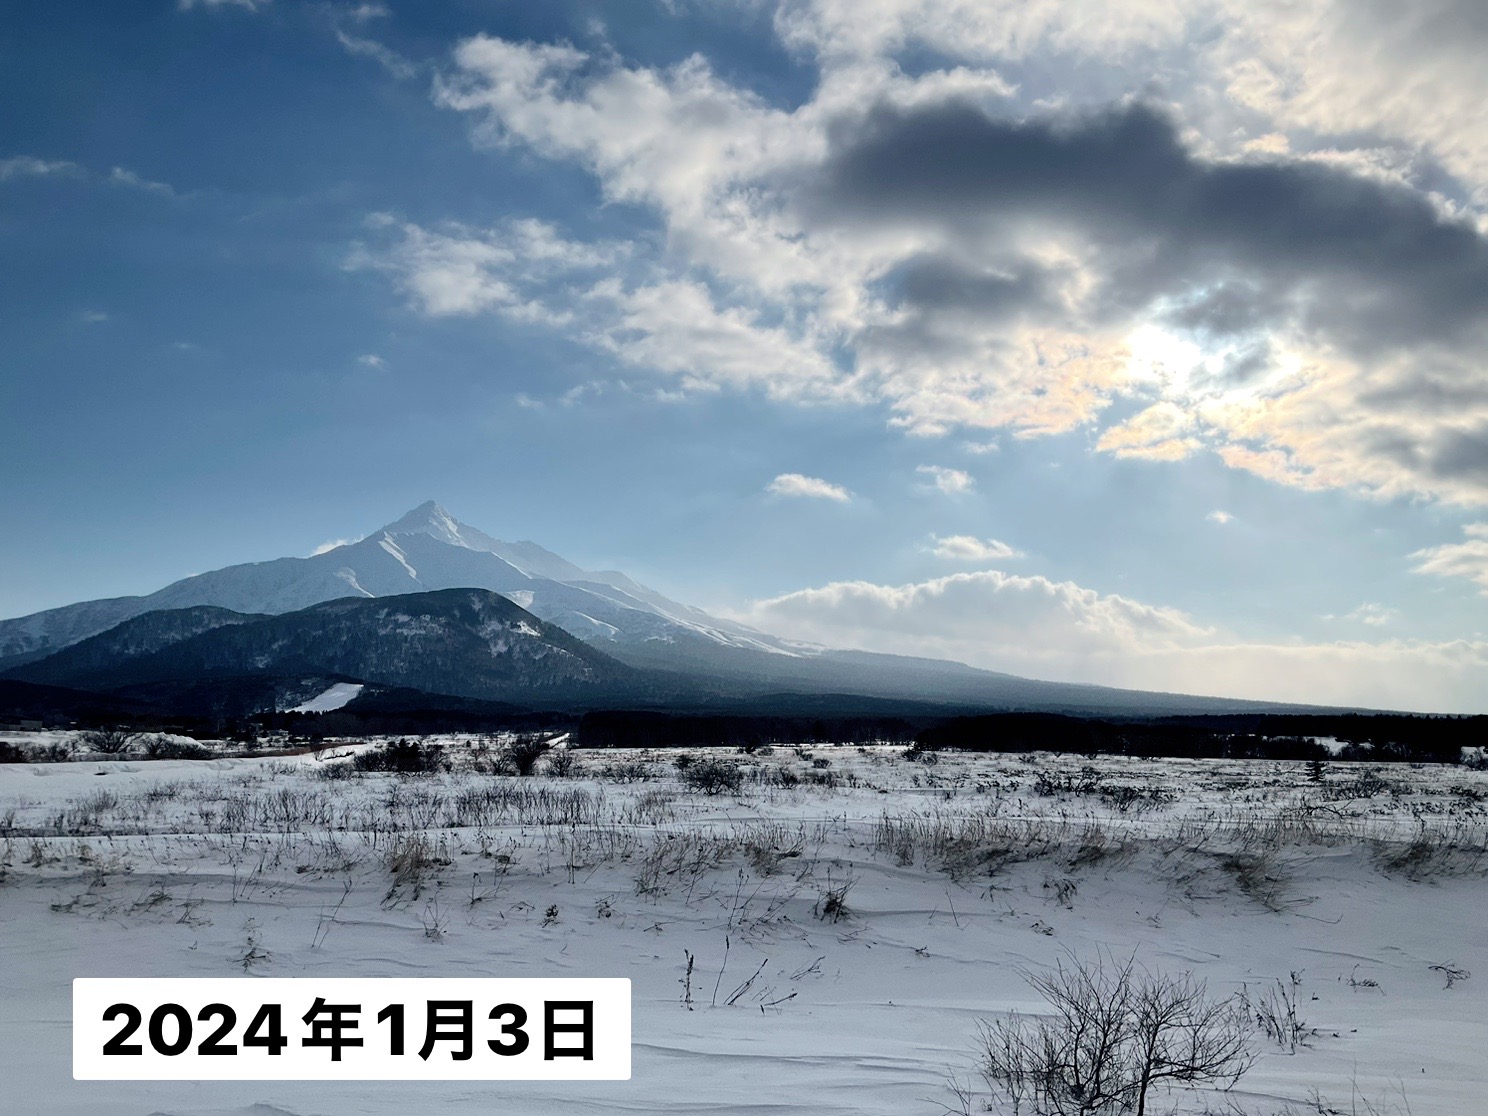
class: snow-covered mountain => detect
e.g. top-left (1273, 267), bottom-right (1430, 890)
top-left (0, 502), bottom-right (1315, 716)
top-left (0, 502), bottom-right (801, 668)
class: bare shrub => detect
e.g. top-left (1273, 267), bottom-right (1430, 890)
top-left (0, 741), bottom-right (27, 763)
top-left (1244, 972), bottom-right (1314, 1053)
top-left (1322, 768), bottom-right (1400, 801)
top-left (813, 871), bottom-right (855, 922)
top-left (77, 728), bottom-right (141, 755)
top-left (382, 833), bottom-right (449, 903)
top-left (143, 735), bottom-right (212, 760)
top-left (597, 759), bottom-right (654, 783)
top-left (545, 746), bottom-right (579, 777)
top-left (501, 735), bottom-right (551, 777)
top-left (683, 759), bottom-right (744, 797)
top-left (978, 953), bottom-right (1252, 1116)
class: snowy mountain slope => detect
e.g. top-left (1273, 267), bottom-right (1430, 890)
top-left (0, 502), bottom-right (796, 670)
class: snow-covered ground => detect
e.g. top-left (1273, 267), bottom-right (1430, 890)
top-left (0, 737), bottom-right (1483, 1115)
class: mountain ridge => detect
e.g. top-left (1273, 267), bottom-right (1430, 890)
top-left (0, 502), bottom-right (799, 668)
top-left (0, 502), bottom-right (1365, 716)
top-left (8, 589), bottom-right (648, 707)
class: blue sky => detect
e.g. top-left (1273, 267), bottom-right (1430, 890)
top-left (4, 0), bottom-right (1488, 710)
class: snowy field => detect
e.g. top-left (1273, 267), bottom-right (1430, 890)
top-left (1, 735), bottom-right (1484, 1115)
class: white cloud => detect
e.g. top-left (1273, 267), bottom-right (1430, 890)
top-left (359, 219), bottom-right (850, 402)
top-left (740, 567), bottom-right (1488, 712)
top-left (310, 538), bottom-right (357, 556)
top-left (1344, 602), bottom-right (1395, 627)
top-left (353, 217), bottom-right (618, 320)
top-left (400, 25), bottom-right (1488, 507)
top-left (930, 534), bottom-right (1022, 561)
top-left (78, 310), bottom-right (110, 324)
top-left (1410, 523), bottom-right (1488, 595)
top-left (0, 156), bottom-right (177, 197)
top-left (107, 167), bottom-right (175, 196)
top-left (1096, 401), bottom-right (1201, 462)
top-left (766, 473), bottom-right (853, 502)
top-left (1208, 0), bottom-right (1488, 198)
top-left (917, 465), bottom-right (974, 495)
top-left (773, 0), bottom-right (1191, 66)
top-left (178, 0), bottom-right (267, 10)
top-left (1206, 510), bottom-right (1233, 524)
top-left (0, 155), bottom-right (81, 181)
top-left (357, 353), bottom-right (385, 369)
top-left (778, 0), bottom-right (1488, 200)
top-left (587, 279), bottom-right (848, 401)
top-left (744, 568), bottom-right (1212, 663)
top-left (337, 31), bottom-right (417, 80)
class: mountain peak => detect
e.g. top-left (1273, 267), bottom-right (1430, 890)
top-left (380, 501), bottom-right (469, 547)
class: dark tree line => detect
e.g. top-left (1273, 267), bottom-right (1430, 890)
top-left (914, 711), bottom-right (1482, 764)
top-left (575, 711), bottom-right (918, 749)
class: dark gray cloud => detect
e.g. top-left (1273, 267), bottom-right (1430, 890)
top-left (1161, 281), bottom-right (1287, 340)
top-left (863, 254), bottom-right (1059, 361)
top-left (1429, 425), bottom-right (1488, 484)
top-left (891, 255), bottom-right (1052, 319)
top-left (814, 100), bottom-right (1488, 356)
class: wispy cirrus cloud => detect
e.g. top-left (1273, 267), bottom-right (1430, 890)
top-left (0, 155), bottom-right (81, 181)
top-left (177, 0), bottom-right (267, 11)
top-left (107, 166), bottom-right (174, 197)
top-left (1, 155), bottom-right (177, 197)
top-left (336, 31), bottom-right (417, 80)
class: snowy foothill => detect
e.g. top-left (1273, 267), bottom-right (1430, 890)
top-left (288, 683), bottom-right (366, 714)
top-left (0, 735), bottom-right (1484, 1114)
